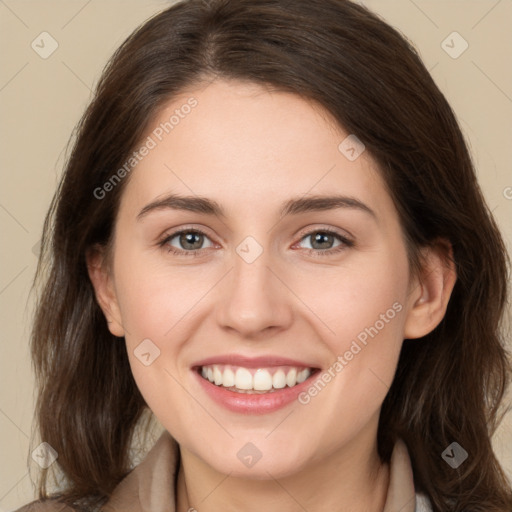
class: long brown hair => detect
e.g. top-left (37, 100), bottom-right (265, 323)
top-left (29, 0), bottom-right (512, 510)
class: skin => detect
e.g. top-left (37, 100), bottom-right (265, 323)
top-left (88, 78), bottom-right (456, 512)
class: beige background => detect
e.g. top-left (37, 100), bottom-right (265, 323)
top-left (0, 0), bottom-right (511, 509)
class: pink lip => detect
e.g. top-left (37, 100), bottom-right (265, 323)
top-left (192, 358), bottom-right (320, 414)
top-left (191, 354), bottom-right (321, 414)
top-left (193, 371), bottom-right (318, 414)
top-left (192, 354), bottom-right (317, 369)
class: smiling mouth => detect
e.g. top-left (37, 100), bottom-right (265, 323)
top-left (195, 364), bottom-right (320, 394)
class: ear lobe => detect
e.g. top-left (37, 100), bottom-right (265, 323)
top-left (403, 239), bottom-right (457, 339)
top-left (86, 245), bottom-right (125, 337)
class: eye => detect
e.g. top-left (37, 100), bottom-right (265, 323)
top-left (158, 227), bottom-right (354, 258)
top-left (159, 228), bottom-right (215, 256)
top-left (294, 228), bottom-right (354, 257)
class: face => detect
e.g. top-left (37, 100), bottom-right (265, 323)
top-left (92, 78), bottom-right (429, 479)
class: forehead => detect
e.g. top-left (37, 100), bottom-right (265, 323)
top-left (118, 78), bottom-right (391, 221)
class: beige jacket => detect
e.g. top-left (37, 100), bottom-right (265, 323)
top-left (16, 431), bottom-right (432, 512)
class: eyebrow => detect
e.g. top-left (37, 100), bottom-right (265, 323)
top-left (136, 193), bottom-right (377, 221)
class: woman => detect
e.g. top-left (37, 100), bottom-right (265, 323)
top-left (16, 0), bottom-right (512, 511)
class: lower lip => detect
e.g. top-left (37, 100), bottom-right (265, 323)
top-left (193, 369), bottom-right (319, 414)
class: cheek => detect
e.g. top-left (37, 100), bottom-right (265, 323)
top-left (293, 249), bottom-right (409, 353)
top-left (114, 266), bottom-right (195, 425)
top-left (110, 251), bottom-right (217, 415)
top-left (293, 249), bottom-right (408, 413)
top-left (112, 249), bottom-right (210, 339)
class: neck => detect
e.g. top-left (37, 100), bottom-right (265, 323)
top-left (176, 431), bottom-right (389, 512)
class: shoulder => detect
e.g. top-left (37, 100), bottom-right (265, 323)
top-left (13, 498), bottom-right (76, 512)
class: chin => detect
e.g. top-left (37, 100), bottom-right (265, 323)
top-left (204, 449), bottom-right (310, 480)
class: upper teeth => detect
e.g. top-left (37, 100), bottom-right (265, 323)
top-left (200, 365), bottom-right (312, 392)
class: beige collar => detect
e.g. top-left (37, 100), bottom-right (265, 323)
top-left (103, 431), bottom-right (418, 512)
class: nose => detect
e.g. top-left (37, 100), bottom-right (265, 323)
top-left (215, 246), bottom-right (294, 339)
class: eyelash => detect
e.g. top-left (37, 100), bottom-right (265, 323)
top-left (158, 227), bottom-right (354, 258)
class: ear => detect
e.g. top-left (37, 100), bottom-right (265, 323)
top-left (403, 238), bottom-right (457, 339)
top-left (86, 245), bottom-right (125, 337)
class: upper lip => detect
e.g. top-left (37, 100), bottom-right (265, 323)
top-left (192, 354), bottom-right (320, 369)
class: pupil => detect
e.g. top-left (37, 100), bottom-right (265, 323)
top-left (313, 232), bottom-right (332, 249)
top-left (181, 232), bottom-right (202, 250)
